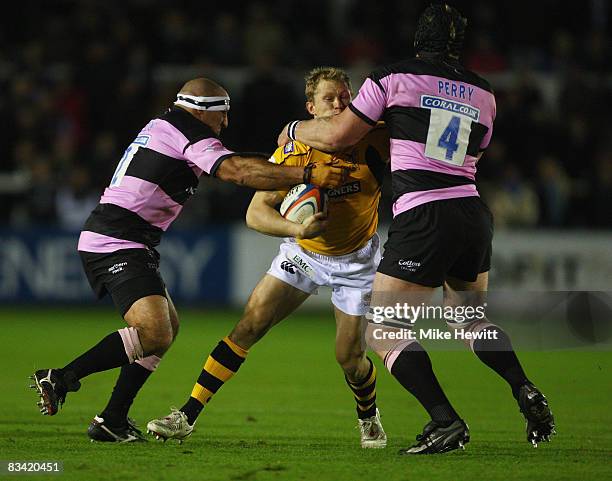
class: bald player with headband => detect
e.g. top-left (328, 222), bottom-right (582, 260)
top-left (31, 77), bottom-right (346, 443)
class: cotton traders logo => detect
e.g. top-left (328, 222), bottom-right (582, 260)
top-left (421, 95), bottom-right (480, 122)
top-left (327, 181), bottom-right (361, 198)
top-left (398, 259), bottom-right (421, 272)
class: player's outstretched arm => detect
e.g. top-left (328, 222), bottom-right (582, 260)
top-left (216, 155), bottom-right (344, 190)
top-left (278, 107), bottom-right (373, 152)
top-left (246, 191), bottom-right (327, 239)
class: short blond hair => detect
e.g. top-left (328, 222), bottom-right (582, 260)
top-left (304, 67), bottom-right (352, 102)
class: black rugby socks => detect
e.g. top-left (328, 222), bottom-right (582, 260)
top-left (471, 326), bottom-right (530, 399)
top-left (387, 342), bottom-right (460, 425)
top-left (181, 337), bottom-right (248, 425)
top-left (60, 331), bottom-right (130, 380)
top-left (101, 363), bottom-right (152, 427)
top-left (345, 357), bottom-right (378, 420)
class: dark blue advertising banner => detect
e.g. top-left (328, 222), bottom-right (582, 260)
top-left (0, 228), bottom-right (230, 304)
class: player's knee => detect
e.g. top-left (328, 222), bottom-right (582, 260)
top-left (336, 348), bottom-right (364, 379)
top-left (167, 302), bottom-right (180, 340)
top-left (149, 330), bottom-right (173, 355)
top-left (169, 316), bottom-right (180, 340)
top-left (137, 322), bottom-right (173, 355)
top-left (230, 319), bottom-right (268, 347)
top-left (171, 323), bottom-right (179, 340)
top-left (245, 301), bottom-right (276, 323)
top-left (240, 305), bottom-right (276, 336)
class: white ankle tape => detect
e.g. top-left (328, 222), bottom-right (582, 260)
top-left (118, 327), bottom-right (144, 363)
top-left (136, 355), bottom-right (162, 372)
top-left (451, 320), bottom-right (495, 351)
top-left (384, 340), bottom-right (417, 371)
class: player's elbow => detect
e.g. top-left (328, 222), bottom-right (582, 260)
top-left (218, 168), bottom-right (248, 186)
top-left (231, 173), bottom-right (249, 186)
top-left (245, 202), bottom-right (269, 232)
top-left (245, 204), bottom-right (258, 230)
top-left (216, 157), bottom-right (248, 186)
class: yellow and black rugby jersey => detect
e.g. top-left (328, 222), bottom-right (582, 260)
top-left (271, 123), bottom-right (389, 256)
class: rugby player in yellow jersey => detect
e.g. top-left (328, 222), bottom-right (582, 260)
top-left (147, 67), bottom-right (389, 448)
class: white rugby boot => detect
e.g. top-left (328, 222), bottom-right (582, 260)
top-left (358, 408), bottom-right (387, 448)
top-left (146, 408), bottom-right (194, 444)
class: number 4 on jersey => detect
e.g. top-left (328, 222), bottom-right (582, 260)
top-left (438, 116), bottom-right (460, 161)
top-left (424, 109), bottom-right (471, 166)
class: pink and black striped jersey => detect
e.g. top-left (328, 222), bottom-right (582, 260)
top-left (78, 107), bottom-right (234, 253)
top-left (349, 56), bottom-right (496, 217)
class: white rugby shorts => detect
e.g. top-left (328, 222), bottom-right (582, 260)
top-left (267, 234), bottom-right (381, 316)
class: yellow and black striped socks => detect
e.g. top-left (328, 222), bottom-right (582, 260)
top-left (180, 336), bottom-right (248, 424)
top-left (345, 357), bottom-right (378, 420)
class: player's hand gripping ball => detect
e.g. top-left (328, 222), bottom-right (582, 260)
top-left (280, 184), bottom-right (328, 224)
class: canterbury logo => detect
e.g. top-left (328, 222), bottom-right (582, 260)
top-left (280, 261), bottom-right (296, 274)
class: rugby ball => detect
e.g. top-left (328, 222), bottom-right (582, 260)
top-left (279, 184), bottom-right (327, 224)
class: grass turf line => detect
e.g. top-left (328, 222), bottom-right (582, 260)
top-left (1, 307), bottom-right (611, 481)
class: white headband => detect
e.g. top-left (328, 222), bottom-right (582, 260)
top-left (174, 94), bottom-right (230, 111)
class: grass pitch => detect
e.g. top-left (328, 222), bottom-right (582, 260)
top-left (2, 307), bottom-right (611, 481)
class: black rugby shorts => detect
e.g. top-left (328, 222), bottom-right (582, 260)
top-left (377, 196), bottom-right (493, 287)
top-left (79, 248), bottom-right (167, 316)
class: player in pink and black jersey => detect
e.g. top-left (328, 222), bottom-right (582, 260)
top-left (30, 78), bottom-right (345, 443)
top-left (278, 4), bottom-right (554, 454)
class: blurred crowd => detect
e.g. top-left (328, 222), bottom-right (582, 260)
top-left (1, 0), bottom-right (611, 230)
